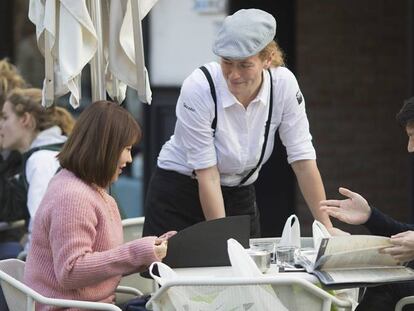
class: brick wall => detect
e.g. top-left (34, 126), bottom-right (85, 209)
top-left (295, 0), bottom-right (410, 235)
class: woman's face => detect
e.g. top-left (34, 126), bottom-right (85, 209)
top-left (0, 101), bottom-right (30, 152)
top-left (220, 54), bottom-right (271, 105)
top-left (111, 145), bottom-right (133, 183)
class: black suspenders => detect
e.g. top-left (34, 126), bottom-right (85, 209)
top-left (199, 66), bottom-right (218, 137)
top-left (199, 66), bottom-right (274, 186)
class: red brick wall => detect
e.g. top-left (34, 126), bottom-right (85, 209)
top-left (295, 0), bottom-right (410, 235)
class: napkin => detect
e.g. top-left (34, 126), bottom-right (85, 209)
top-left (312, 220), bottom-right (331, 250)
top-left (279, 214), bottom-right (301, 249)
top-left (227, 238), bottom-right (262, 277)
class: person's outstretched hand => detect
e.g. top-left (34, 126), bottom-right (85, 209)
top-left (320, 187), bottom-right (371, 225)
top-left (381, 231), bottom-right (414, 263)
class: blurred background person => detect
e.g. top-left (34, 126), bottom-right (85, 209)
top-left (0, 58), bottom-right (27, 259)
top-left (0, 88), bottom-right (74, 253)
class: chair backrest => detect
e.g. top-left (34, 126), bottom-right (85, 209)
top-left (118, 217), bottom-right (155, 299)
top-left (0, 259), bottom-right (122, 311)
top-left (121, 217), bottom-right (145, 243)
top-left (0, 259), bottom-right (28, 311)
top-left (395, 296), bottom-right (414, 311)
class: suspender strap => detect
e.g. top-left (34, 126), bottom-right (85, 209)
top-left (199, 66), bottom-right (217, 137)
top-left (198, 66), bottom-right (274, 187)
top-left (239, 69), bottom-right (274, 186)
top-left (20, 142), bottom-right (65, 190)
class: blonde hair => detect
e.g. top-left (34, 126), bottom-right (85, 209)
top-left (0, 59), bottom-right (26, 106)
top-left (6, 88), bottom-right (75, 136)
top-left (259, 41), bottom-right (285, 68)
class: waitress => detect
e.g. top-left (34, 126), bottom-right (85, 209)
top-left (143, 9), bottom-right (337, 238)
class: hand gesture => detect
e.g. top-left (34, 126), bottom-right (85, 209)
top-left (320, 187), bottom-right (371, 225)
top-left (153, 231), bottom-right (177, 260)
top-left (381, 231), bottom-right (414, 263)
top-left (154, 240), bottom-right (168, 260)
top-left (157, 230), bottom-right (177, 242)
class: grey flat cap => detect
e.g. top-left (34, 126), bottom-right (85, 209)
top-left (213, 9), bottom-right (276, 59)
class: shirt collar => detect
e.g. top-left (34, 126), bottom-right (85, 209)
top-left (218, 69), bottom-right (271, 108)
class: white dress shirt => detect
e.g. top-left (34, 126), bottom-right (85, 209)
top-left (158, 62), bottom-right (315, 187)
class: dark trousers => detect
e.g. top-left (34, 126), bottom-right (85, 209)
top-left (0, 242), bottom-right (23, 260)
top-left (356, 281), bottom-right (414, 311)
top-left (143, 167), bottom-right (260, 238)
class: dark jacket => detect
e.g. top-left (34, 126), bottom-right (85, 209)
top-left (364, 206), bottom-right (414, 237)
top-left (0, 151), bottom-right (26, 242)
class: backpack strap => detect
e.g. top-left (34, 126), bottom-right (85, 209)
top-left (20, 142), bottom-right (65, 191)
top-left (199, 66), bottom-right (217, 137)
top-left (239, 69), bottom-right (274, 186)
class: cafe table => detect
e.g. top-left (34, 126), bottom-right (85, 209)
top-left (147, 263), bottom-right (355, 311)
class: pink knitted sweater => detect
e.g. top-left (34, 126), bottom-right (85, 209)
top-left (24, 169), bottom-right (160, 310)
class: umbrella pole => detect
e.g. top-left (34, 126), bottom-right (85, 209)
top-left (88, 0), bottom-right (106, 102)
top-left (131, 0), bottom-right (147, 102)
top-left (44, 30), bottom-right (55, 107)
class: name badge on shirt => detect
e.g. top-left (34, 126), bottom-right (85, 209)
top-left (296, 90), bottom-right (303, 105)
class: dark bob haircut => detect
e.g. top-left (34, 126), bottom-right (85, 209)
top-left (58, 101), bottom-right (141, 188)
top-left (396, 97), bottom-right (414, 127)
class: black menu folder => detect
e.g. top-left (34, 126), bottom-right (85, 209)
top-left (163, 215), bottom-right (250, 268)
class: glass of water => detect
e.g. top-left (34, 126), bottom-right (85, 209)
top-left (249, 241), bottom-right (276, 263)
top-left (275, 245), bottom-right (297, 268)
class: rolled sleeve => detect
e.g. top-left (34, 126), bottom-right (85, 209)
top-left (175, 72), bottom-right (217, 170)
top-left (278, 72), bottom-right (316, 164)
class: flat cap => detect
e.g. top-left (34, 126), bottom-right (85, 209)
top-left (213, 9), bottom-right (276, 59)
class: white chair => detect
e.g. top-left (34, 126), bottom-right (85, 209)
top-left (117, 217), bottom-right (156, 302)
top-left (0, 258), bottom-right (141, 310)
top-left (146, 276), bottom-right (353, 311)
top-left (395, 296), bottom-right (414, 311)
top-left (122, 217), bottom-right (145, 243)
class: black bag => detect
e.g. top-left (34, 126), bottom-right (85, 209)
top-left (0, 143), bottom-right (64, 223)
top-left (121, 295), bottom-right (151, 311)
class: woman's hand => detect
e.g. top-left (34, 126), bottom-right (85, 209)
top-left (380, 231), bottom-right (414, 263)
top-left (157, 230), bottom-right (177, 241)
top-left (153, 231), bottom-right (177, 260)
top-left (320, 187), bottom-right (372, 225)
top-left (154, 240), bottom-right (168, 260)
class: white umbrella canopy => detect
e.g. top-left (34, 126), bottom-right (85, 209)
top-left (28, 0), bottom-right (158, 108)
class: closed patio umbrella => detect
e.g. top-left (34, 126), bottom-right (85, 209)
top-left (28, 0), bottom-right (158, 108)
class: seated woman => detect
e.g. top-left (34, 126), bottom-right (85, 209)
top-left (24, 100), bottom-right (173, 309)
top-left (0, 88), bottom-right (74, 252)
top-left (0, 59), bottom-right (27, 260)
